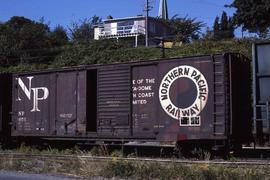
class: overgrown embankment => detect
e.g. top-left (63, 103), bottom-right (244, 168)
top-left (0, 39), bottom-right (254, 73)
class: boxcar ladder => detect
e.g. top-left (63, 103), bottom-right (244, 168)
top-left (253, 102), bottom-right (270, 139)
top-left (212, 55), bottom-right (226, 138)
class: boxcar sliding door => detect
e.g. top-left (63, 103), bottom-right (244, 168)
top-left (97, 65), bottom-right (131, 137)
top-left (55, 71), bottom-right (87, 136)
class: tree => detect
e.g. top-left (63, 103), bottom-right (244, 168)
top-left (213, 17), bottom-right (220, 39)
top-left (4, 16), bottom-right (51, 50)
top-left (49, 25), bottom-right (69, 46)
top-left (220, 12), bottom-right (228, 31)
top-left (69, 15), bottom-right (102, 43)
top-left (230, 0), bottom-right (270, 34)
top-left (0, 16), bottom-right (66, 66)
top-left (166, 16), bottom-right (204, 43)
top-left (211, 12), bottom-right (234, 40)
top-left (227, 17), bottom-right (235, 38)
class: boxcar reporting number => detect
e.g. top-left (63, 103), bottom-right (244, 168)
top-left (159, 65), bottom-right (209, 126)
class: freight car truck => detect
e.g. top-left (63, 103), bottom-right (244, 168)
top-left (0, 53), bottom-right (252, 152)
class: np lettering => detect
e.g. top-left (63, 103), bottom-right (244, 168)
top-left (16, 76), bottom-right (49, 112)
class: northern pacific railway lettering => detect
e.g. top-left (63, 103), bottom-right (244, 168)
top-left (159, 65), bottom-right (209, 126)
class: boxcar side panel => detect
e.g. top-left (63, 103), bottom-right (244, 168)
top-left (159, 56), bottom-right (215, 141)
top-left (132, 56), bottom-right (216, 142)
top-left (12, 70), bottom-right (87, 137)
top-left (132, 64), bottom-right (158, 138)
top-left (12, 74), bottom-right (51, 135)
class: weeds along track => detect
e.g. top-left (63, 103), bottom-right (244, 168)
top-left (0, 152), bottom-right (270, 167)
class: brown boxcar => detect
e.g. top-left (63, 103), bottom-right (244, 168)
top-left (11, 53), bottom-right (252, 149)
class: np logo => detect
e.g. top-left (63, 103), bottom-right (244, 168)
top-left (159, 65), bottom-right (209, 126)
top-left (16, 76), bottom-right (49, 112)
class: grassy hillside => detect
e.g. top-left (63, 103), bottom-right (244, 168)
top-left (52, 39), bottom-right (253, 66)
top-left (0, 39), bottom-right (254, 73)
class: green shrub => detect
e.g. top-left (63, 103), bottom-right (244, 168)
top-left (99, 161), bottom-right (270, 180)
top-left (101, 160), bottom-right (136, 178)
top-left (110, 150), bottom-right (122, 157)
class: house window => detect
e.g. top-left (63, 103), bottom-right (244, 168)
top-left (117, 20), bottom-right (135, 34)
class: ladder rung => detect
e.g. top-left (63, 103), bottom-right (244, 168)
top-left (255, 105), bottom-right (267, 107)
top-left (214, 133), bottom-right (224, 135)
top-left (214, 102), bottom-right (224, 106)
top-left (214, 81), bottom-right (224, 85)
top-left (255, 119), bottom-right (267, 121)
top-left (214, 71), bottom-right (224, 74)
top-left (213, 112), bottom-right (225, 116)
top-left (214, 92), bottom-right (224, 95)
top-left (214, 122), bottom-right (224, 125)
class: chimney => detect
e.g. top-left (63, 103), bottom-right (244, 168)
top-left (158, 0), bottom-right (169, 20)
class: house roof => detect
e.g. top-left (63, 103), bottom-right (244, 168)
top-left (103, 15), bottom-right (159, 23)
top-left (103, 16), bottom-right (145, 23)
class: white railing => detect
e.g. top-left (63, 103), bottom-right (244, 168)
top-left (99, 25), bottom-right (145, 37)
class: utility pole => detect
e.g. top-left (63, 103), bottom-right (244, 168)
top-left (145, 0), bottom-right (150, 47)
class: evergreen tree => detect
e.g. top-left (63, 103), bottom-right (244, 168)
top-left (213, 17), bottom-right (220, 39)
top-left (227, 17), bottom-right (235, 39)
top-left (220, 12), bottom-right (228, 31)
top-left (212, 12), bottom-right (234, 40)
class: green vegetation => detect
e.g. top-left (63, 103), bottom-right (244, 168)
top-left (1, 10), bottom-right (269, 74)
top-left (0, 144), bottom-right (269, 179)
top-left (230, 0), bottom-right (270, 35)
top-left (0, 16), bottom-right (68, 67)
top-left (161, 16), bottom-right (205, 43)
top-left (2, 144), bottom-right (118, 157)
top-left (0, 155), bottom-right (269, 179)
top-left (0, 145), bottom-right (269, 179)
top-left (208, 11), bottom-right (235, 40)
top-left (1, 0), bottom-right (270, 72)
top-left (0, 38), bottom-right (256, 73)
top-left (0, 13), bottom-right (264, 74)
top-left (69, 15), bottom-right (102, 43)
top-left (11, 143), bottom-right (86, 155)
top-left (101, 160), bottom-right (269, 180)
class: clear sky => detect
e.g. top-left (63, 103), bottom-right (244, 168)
top-left (0, 0), bottom-right (235, 32)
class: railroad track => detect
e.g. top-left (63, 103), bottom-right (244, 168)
top-left (0, 152), bottom-right (270, 167)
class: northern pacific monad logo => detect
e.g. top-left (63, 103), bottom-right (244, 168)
top-left (159, 65), bottom-right (208, 126)
top-left (16, 76), bottom-right (49, 112)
